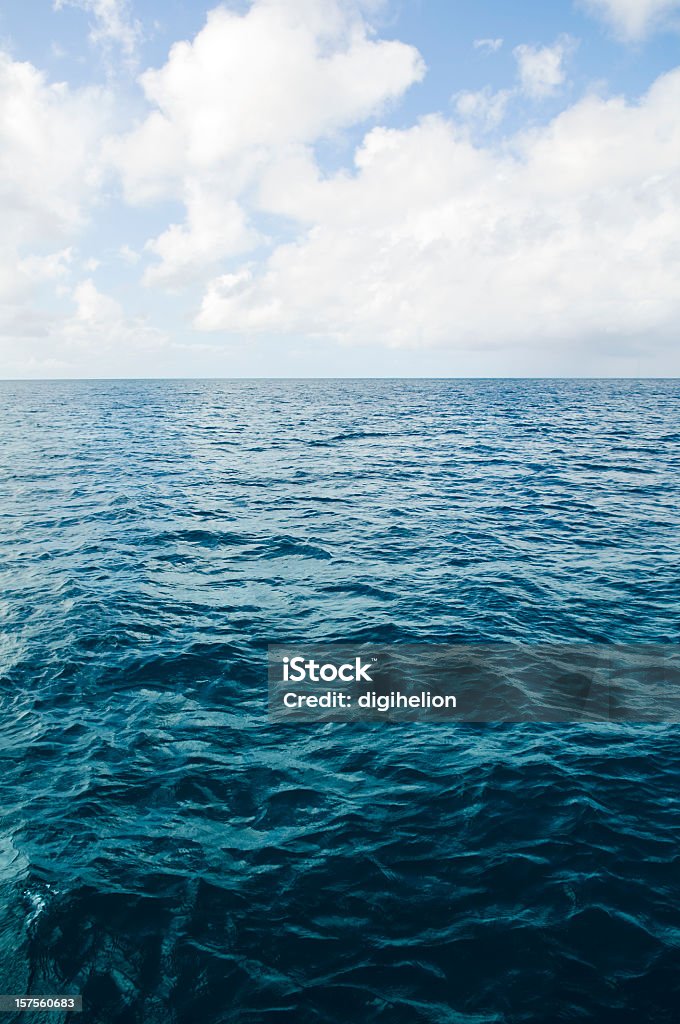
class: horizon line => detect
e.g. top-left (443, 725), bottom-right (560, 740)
top-left (0, 375), bottom-right (678, 384)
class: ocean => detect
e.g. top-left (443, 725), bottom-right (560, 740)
top-left (0, 378), bottom-right (678, 1022)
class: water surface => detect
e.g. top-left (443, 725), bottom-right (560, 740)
top-left (0, 379), bottom-right (678, 1022)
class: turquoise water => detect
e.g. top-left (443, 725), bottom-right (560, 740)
top-left (0, 379), bottom-right (678, 1022)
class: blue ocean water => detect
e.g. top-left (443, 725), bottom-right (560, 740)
top-left (0, 378), bottom-right (678, 1023)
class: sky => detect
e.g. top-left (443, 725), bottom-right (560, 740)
top-left (0, 0), bottom-right (679, 378)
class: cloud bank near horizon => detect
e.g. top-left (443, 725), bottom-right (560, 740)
top-left (1, 0), bottom-right (679, 376)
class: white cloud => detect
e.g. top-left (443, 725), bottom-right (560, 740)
top-left (455, 87), bottom-right (511, 129)
top-left (458, 36), bottom-right (575, 130)
top-left (3, 1), bottom-right (680, 375)
top-left (0, 280), bottom-right (168, 376)
top-left (458, 37), bottom-right (574, 129)
top-left (0, 247), bottom-right (73, 311)
top-left (119, 244), bottom-right (141, 264)
top-left (0, 52), bottom-right (126, 373)
top-left (474, 37), bottom-right (503, 52)
top-left (115, 0), bottom-right (423, 198)
top-left (112, 0), bottom-right (424, 283)
top-left (53, 0), bottom-right (142, 60)
top-left (195, 68), bottom-right (680, 357)
top-left (60, 279), bottom-right (166, 362)
top-left (581, 0), bottom-right (680, 39)
top-left (143, 182), bottom-right (261, 287)
top-left (514, 37), bottom-right (575, 98)
top-left (67, 280), bottom-right (166, 357)
top-left (71, 278), bottom-right (122, 322)
top-left (0, 52), bottom-right (108, 302)
top-left (17, 248), bottom-right (74, 284)
top-left (0, 55), bottom-right (106, 239)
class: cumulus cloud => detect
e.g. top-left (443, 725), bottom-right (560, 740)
top-left (1, 280), bottom-right (165, 374)
top-left (66, 279), bottom-right (165, 353)
top-left (195, 68), bottom-right (680, 356)
top-left (3, 0), bottom-right (680, 374)
top-left (514, 37), bottom-right (575, 98)
top-left (16, 248), bottom-right (74, 287)
top-left (457, 36), bottom-right (574, 130)
top-left (0, 280), bottom-right (168, 376)
top-left (454, 87), bottom-right (511, 129)
top-left (111, 0), bottom-right (424, 283)
top-left (119, 244), bottom-right (141, 265)
top-left (0, 51), bottom-right (131, 374)
top-left (115, 0), bottom-right (423, 196)
top-left (143, 183), bottom-right (261, 287)
top-left (580, 0), bottom-right (680, 39)
top-left (0, 52), bottom-right (108, 303)
top-left (53, 0), bottom-right (142, 60)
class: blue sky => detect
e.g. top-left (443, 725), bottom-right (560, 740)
top-left (1, 0), bottom-right (679, 377)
